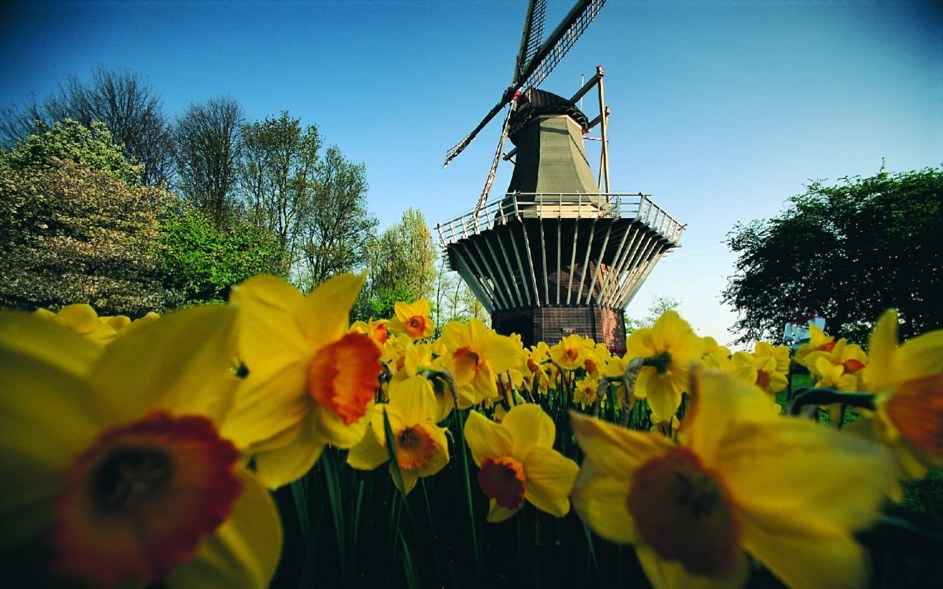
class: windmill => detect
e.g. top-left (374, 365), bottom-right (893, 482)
top-left (436, 0), bottom-right (685, 351)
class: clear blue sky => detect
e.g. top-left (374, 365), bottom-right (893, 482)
top-left (2, 0), bottom-right (941, 345)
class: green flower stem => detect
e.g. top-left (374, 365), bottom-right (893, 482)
top-left (619, 358), bottom-right (644, 427)
top-left (787, 387), bottom-right (876, 416)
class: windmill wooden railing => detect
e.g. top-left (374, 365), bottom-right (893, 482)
top-left (436, 192), bottom-right (685, 314)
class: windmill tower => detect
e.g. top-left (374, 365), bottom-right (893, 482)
top-left (436, 0), bottom-right (684, 351)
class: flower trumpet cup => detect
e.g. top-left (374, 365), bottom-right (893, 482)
top-left (0, 308), bottom-right (281, 589)
top-left (570, 367), bottom-right (896, 589)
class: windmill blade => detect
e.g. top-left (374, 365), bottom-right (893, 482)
top-left (443, 96), bottom-right (511, 168)
top-left (473, 104), bottom-right (516, 217)
top-left (517, 0), bottom-right (606, 92)
top-left (444, 1), bottom-right (545, 169)
top-left (513, 0), bottom-right (548, 85)
top-left (443, 0), bottom-right (605, 168)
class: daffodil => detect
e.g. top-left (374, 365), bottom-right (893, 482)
top-left (224, 274), bottom-right (383, 488)
top-left (700, 336), bottom-right (732, 370)
top-left (464, 404), bottom-right (579, 523)
top-left (582, 341), bottom-right (609, 379)
top-left (549, 333), bottom-right (588, 371)
top-left (351, 318), bottom-right (390, 346)
top-left (858, 309), bottom-right (943, 480)
top-left (35, 304), bottom-right (162, 347)
top-left (570, 367), bottom-right (895, 589)
top-left (805, 338), bottom-right (868, 389)
top-left (794, 323), bottom-right (836, 367)
top-left (347, 375), bottom-right (449, 494)
top-left (573, 377), bottom-right (599, 410)
top-left (624, 310), bottom-right (704, 422)
top-left (387, 299), bottom-right (435, 340)
top-left (436, 318), bottom-right (520, 408)
top-left (0, 308), bottom-right (281, 589)
top-left (523, 342), bottom-right (553, 396)
top-left (728, 342), bottom-right (790, 396)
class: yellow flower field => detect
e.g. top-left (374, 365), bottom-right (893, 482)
top-left (1, 272), bottom-right (941, 588)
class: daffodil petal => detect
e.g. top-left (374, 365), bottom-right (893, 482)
top-left (0, 342), bottom-right (101, 551)
top-left (251, 419), bottom-right (326, 489)
top-left (485, 500), bottom-right (520, 523)
top-left (165, 470), bottom-right (282, 589)
top-left (417, 423), bottom-right (450, 477)
top-left (222, 365), bottom-right (310, 451)
top-left (388, 376), bottom-right (438, 424)
top-left (0, 311), bottom-right (101, 377)
top-left (863, 309), bottom-right (897, 391)
top-left (740, 519), bottom-right (869, 589)
top-left (347, 426), bottom-right (388, 471)
top-left (396, 469), bottom-right (420, 496)
top-left (681, 368), bottom-right (779, 464)
top-left (569, 411), bottom-right (673, 476)
top-left (502, 403), bottom-right (555, 457)
top-left (570, 461), bottom-right (637, 544)
top-left (714, 417), bottom-right (892, 588)
top-left (89, 305), bottom-right (240, 425)
top-left (523, 446), bottom-right (578, 517)
top-left (230, 275), bottom-right (310, 367)
top-left (640, 372), bottom-right (683, 422)
top-left (488, 333), bottom-right (525, 374)
top-left (464, 411), bottom-right (513, 467)
top-left (313, 403), bottom-right (372, 449)
top-left (635, 544), bottom-right (748, 589)
top-left (717, 419), bottom-right (893, 539)
top-left (897, 329), bottom-right (943, 381)
top-left (296, 273), bottom-right (365, 349)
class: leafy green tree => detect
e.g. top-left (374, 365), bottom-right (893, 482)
top-left (625, 295), bottom-right (680, 334)
top-left (0, 67), bottom-right (173, 186)
top-left (355, 209), bottom-right (438, 320)
top-left (0, 120), bottom-right (174, 315)
top-left (173, 97), bottom-right (244, 227)
top-left (723, 166), bottom-right (943, 344)
top-left (297, 145), bottom-right (376, 290)
top-left (239, 112), bottom-right (321, 275)
top-left (159, 204), bottom-right (285, 305)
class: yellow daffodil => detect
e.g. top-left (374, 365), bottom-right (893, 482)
top-left (700, 336), bottom-right (732, 370)
top-left (582, 341), bottom-right (609, 379)
top-left (625, 310), bottom-right (704, 422)
top-left (549, 333), bottom-right (587, 371)
top-left (34, 304), bottom-right (161, 347)
top-left (387, 299), bottom-right (435, 340)
top-left (437, 318), bottom-right (520, 408)
top-left (0, 308), bottom-right (281, 589)
top-left (351, 318), bottom-right (390, 346)
top-left (806, 338), bottom-right (868, 389)
top-left (573, 377), bottom-right (598, 410)
top-left (224, 274), bottom-right (383, 488)
top-left (35, 303), bottom-right (118, 344)
top-left (729, 342), bottom-right (790, 395)
top-left (794, 323), bottom-right (836, 367)
top-left (571, 367), bottom-right (895, 589)
top-left (813, 356), bottom-right (860, 392)
top-left (751, 341), bottom-right (790, 394)
top-left (464, 404), bottom-right (579, 523)
top-left (524, 342), bottom-right (553, 396)
top-left (347, 376), bottom-right (449, 494)
top-left (858, 309), bottom-right (943, 480)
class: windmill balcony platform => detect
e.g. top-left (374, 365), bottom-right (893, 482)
top-left (436, 192), bottom-right (685, 349)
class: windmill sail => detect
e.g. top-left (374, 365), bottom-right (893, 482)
top-left (437, 0), bottom-right (682, 351)
top-left (442, 0), bottom-right (607, 168)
